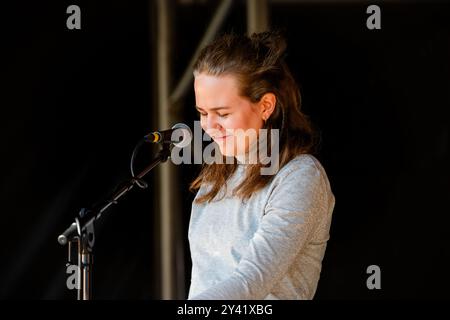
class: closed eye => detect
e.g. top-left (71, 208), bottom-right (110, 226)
top-left (195, 105), bottom-right (231, 118)
top-left (197, 111), bottom-right (229, 118)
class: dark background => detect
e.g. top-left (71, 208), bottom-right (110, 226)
top-left (2, 0), bottom-right (449, 299)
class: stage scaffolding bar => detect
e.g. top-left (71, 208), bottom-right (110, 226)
top-left (169, 0), bottom-right (233, 109)
top-left (156, 0), bottom-right (176, 300)
top-left (247, 0), bottom-right (269, 34)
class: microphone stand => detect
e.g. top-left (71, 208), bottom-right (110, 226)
top-left (58, 142), bottom-right (172, 300)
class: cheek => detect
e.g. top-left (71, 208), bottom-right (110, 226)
top-left (225, 115), bottom-right (246, 130)
top-left (229, 115), bottom-right (256, 132)
top-left (221, 118), bottom-right (235, 130)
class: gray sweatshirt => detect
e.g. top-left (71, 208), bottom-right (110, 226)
top-left (188, 154), bottom-right (335, 300)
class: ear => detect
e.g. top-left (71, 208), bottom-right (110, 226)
top-left (259, 93), bottom-right (277, 121)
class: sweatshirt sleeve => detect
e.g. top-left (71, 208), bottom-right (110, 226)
top-left (189, 160), bottom-right (329, 300)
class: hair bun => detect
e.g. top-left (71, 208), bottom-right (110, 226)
top-left (250, 30), bottom-right (287, 65)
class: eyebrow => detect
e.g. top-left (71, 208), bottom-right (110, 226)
top-left (195, 106), bottom-right (231, 112)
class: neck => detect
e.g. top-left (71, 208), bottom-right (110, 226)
top-left (235, 133), bottom-right (269, 165)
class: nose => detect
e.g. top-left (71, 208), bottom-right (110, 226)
top-left (202, 114), bottom-right (222, 133)
top-left (202, 114), bottom-right (226, 140)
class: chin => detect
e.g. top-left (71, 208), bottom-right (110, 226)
top-left (219, 148), bottom-right (235, 157)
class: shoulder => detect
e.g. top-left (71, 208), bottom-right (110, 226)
top-left (275, 154), bottom-right (326, 182)
top-left (265, 154), bottom-right (335, 214)
top-left (269, 154), bottom-right (333, 198)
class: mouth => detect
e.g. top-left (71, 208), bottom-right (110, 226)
top-left (214, 135), bottom-right (231, 141)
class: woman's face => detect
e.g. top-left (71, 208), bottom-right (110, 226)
top-left (194, 73), bottom-right (264, 157)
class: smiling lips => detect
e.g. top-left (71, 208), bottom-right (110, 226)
top-left (214, 135), bottom-right (231, 141)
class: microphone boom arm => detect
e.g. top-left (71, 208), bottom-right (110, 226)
top-left (57, 141), bottom-right (173, 300)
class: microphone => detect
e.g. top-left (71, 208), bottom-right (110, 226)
top-left (144, 123), bottom-right (192, 147)
top-left (58, 222), bottom-right (77, 245)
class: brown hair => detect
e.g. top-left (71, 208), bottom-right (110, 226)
top-left (190, 30), bottom-right (318, 203)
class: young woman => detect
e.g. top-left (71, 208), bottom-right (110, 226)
top-left (188, 31), bottom-right (335, 300)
